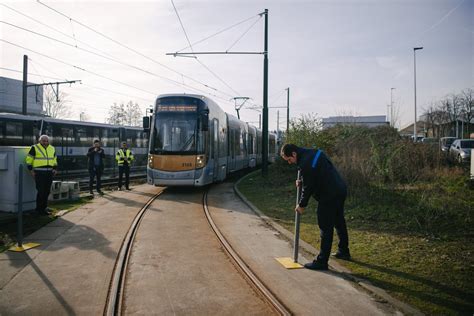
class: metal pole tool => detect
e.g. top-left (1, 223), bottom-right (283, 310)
top-left (293, 170), bottom-right (302, 263)
top-left (275, 169), bottom-right (304, 269)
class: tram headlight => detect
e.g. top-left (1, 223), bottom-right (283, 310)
top-left (148, 154), bottom-right (153, 168)
top-left (195, 155), bottom-right (206, 168)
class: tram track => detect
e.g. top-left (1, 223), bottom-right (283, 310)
top-left (105, 186), bottom-right (292, 316)
top-left (104, 189), bottom-right (164, 316)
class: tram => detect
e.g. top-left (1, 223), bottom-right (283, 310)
top-left (0, 113), bottom-right (148, 179)
top-left (145, 94), bottom-right (277, 186)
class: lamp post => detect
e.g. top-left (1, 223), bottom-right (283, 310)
top-left (390, 87), bottom-right (395, 127)
top-left (413, 47), bottom-right (423, 142)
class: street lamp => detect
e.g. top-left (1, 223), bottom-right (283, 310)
top-left (413, 47), bottom-right (423, 142)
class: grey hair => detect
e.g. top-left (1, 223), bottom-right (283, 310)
top-left (38, 135), bottom-right (50, 142)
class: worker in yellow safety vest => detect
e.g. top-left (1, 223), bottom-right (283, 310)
top-left (26, 135), bottom-right (58, 215)
top-left (116, 141), bottom-right (134, 190)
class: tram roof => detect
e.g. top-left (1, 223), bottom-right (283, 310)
top-left (0, 112), bottom-right (143, 130)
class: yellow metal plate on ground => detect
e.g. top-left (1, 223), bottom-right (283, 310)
top-left (9, 243), bottom-right (41, 252)
top-left (275, 257), bottom-right (304, 269)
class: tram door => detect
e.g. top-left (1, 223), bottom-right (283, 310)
top-left (212, 119), bottom-right (219, 181)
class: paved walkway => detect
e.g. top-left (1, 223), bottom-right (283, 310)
top-left (0, 183), bottom-right (399, 315)
top-left (0, 186), bottom-right (160, 315)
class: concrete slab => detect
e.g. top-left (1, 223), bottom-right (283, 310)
top-left (0, 259), bottom-right (30, 289)
top-left (207, 183), bottom-right (396, 315)
top-left (24, 226), bottom-right (71, 240)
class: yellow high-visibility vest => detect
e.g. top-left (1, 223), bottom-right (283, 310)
top-left (116, 149), bottom-right (134, 166)
top-left (26, 144), bottom-right (58, 170)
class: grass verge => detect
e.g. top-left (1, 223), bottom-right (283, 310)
top-left (237, 162), bottom-right (474, 316)
top-left (0, 196), bottom-right (92, 253)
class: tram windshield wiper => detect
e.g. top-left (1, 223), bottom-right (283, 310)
top-left (179, 133), bottom-right (195, 151)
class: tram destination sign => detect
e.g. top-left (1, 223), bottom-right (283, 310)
top-left (157, 105), bottom-right (197, 112)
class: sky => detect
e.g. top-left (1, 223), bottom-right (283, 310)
top-left (1, 0), bottom-right (473, 130)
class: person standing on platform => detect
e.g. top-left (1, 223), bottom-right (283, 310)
top-left (87, 139), bottom-right (105, 195)
top-left (26, 135), bottom-right (58, 215)
top-left (280, 143), bottom-right (350, 271)
top-left (116, 141), bottom-right (134, 190)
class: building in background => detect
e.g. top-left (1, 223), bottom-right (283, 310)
top-left (0, 77), bottom-right (43, 115)
top-left (321, 115), bottom-right (388, 129)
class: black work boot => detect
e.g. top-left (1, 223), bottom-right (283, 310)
top-left (304, 260), bottom-right (328, 271)
top-left (332, 249), bottom-right (351, 260)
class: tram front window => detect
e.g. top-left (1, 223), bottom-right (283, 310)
top-left (152, 113), bottom-right (200, 154)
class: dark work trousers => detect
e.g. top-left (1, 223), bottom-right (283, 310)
top-left (118, 165), bottom-right (130, 189)
top-left (89, 166), bottom-right (102, 192)
top-left (34, 170), bottom-right (53, 213)
top-left (316, 195), bottom-right (349, 263)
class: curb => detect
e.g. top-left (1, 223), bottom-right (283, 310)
top-left (234, 171), bottom-right (424, 316)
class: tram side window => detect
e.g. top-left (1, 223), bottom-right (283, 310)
top-left (248, 134), bottom-right (254, 155)
top-left (5, 122), bottom-right (23, 145)
top-left (75, 127), bottom-right (88, 146)
top-left (269, 138), bottom-right (276, 154)
top-left (93, 128), bottom-right (100, 145)
top-left (0, 121), bottom-right (4, 143)
top-left (41, 122), bottom-right (53, 139)
top-left (234, 130), bottom-right (240, 156)
top-left (22, 123), bottom-right (34, 146)
top-left (102, 128), bottom-right (109, 147)
top-left (129, 130), bottom-right (138, 148)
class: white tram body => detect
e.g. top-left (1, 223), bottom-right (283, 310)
top-left (146, 94), bottom-right (277, 186)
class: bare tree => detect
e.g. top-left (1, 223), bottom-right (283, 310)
top-left (460, 88), bottom-right (473, 137)
top-left (107, 102), bottom-right (126, 125)
top-left (43, 86), bottom-right (73, 119)
top-left (107, 101), bottom-right (142, 126)
top-left (124, 101), bottom-right (143, 126)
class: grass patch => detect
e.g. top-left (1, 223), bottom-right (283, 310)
top-left (0, 196), bottom-right (91, 253)
top-left (238, 161), bottom-right (474, 316)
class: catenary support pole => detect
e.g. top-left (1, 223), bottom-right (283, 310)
top-left (262, 9), bottom-right (269, 176)
top-left (22, 55), bottom-right (28, 115)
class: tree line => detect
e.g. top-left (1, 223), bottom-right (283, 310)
top-left (422, 88), bottom-right (473, 138)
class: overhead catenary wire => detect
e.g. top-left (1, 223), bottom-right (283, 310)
top-left (1, 39), bottom-right (159, 96)
top-left (34, 0), bottom-right (235, 101)
top-left (169, 0), bottom-right (267, 111)
top-left (0, 67), bottom-right (64, 81)
top-left (0, 21), bottom-right (223, 99)
top-left (0, 66), bottom-right (153, 104)
top-left (176, 14), bottom-right (261, 53)
top-left (0, 3), bottom-right (119, 62)
top-left (170, 0), bottom-right (243, 98)
top-left (225, 16), bottom-right (262, 52)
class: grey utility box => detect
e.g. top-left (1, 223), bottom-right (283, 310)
top-left (0, 146), bottom-right (37, 212)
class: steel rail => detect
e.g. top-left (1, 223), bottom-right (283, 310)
top-left (202, 190), bottom-right (292, 316)
top-left (104, 189), bottom-right (164, 316)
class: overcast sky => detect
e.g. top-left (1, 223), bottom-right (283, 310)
top-left (1, 0), bottom-right (473, 130)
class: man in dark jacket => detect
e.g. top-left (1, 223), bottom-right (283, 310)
top-left (280, 143), bottom-right (350, 270)
top-left (87, 139), bottom-right (105, 195)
